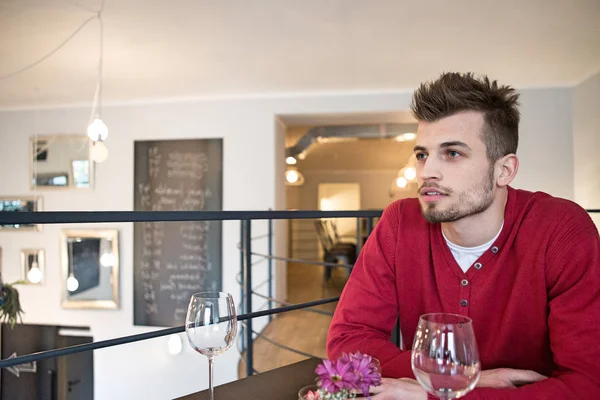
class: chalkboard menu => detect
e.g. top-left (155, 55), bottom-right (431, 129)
top-left (133, 138), bottom-right (223, 327)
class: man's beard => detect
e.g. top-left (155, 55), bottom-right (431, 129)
top-left (421, 166), bottom-right (495, 224)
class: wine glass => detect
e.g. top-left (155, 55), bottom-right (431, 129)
top-left (411, 313), bottom-right (481, 399)
top-left (185, 291), bottom-right (237, 400)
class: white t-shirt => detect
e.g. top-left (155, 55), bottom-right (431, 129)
top-left (442, 222), bottom-right (504, 273)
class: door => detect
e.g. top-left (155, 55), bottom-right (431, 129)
top-left (317, 183), bottom-right (361, 253)
top-left (0, 323), bottom-right (58, 400)
top-left (56, 335), bottom-right (94, 400)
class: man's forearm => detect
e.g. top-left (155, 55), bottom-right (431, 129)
top-left (464, 375), bottom-right (599, 400)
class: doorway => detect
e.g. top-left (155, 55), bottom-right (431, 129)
top-left (317, 182), bottom-right (361, 257)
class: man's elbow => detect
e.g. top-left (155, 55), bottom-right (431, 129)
top-left (325, 328), bottom-right (350, 360)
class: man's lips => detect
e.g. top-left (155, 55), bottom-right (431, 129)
top-left (419, 187), bottom-right (448, 196)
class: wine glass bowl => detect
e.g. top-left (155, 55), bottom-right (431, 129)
top-left (185, 291), bottom-right (237, 400)
top-left (411, 313), bottom-right (480, 399)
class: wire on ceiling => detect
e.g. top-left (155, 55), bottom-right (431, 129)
top-left (0, 0), bottom-right (105, 81)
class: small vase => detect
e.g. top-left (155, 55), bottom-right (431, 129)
top-left (298, 384), bottom-right (320, 399)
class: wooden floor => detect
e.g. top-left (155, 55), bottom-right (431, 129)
top-left (237, 262), bottom-right (348, 378)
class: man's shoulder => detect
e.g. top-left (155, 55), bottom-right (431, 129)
top-left (513, 187), bottom-right (595, 230)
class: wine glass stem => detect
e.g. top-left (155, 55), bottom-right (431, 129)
top-left (208, 355), bottom-right (215, 400)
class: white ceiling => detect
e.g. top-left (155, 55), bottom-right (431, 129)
top-left (1, 0), bottom-right (599, 109)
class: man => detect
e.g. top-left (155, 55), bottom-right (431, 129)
top-left (326, 72), bottom-right (600, 399)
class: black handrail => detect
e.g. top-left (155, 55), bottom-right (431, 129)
top-left (0, 209), bottom-right (383, 224)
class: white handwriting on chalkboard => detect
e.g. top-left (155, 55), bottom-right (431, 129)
top-left (177, 283), bottom-right (203, 291)
top-left (166, 151), bottom-right (209, 181)
top-left (148, 146), bottom-right (162, 178)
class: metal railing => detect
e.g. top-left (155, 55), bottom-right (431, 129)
top-left (0, 209), bottom-right (382, 379)
top-left (0, 208), bottom-right (597, 381)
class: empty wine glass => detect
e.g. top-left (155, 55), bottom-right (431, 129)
top-left (185, 291), bottom-right (237, 400)
top-left (411, 313), bottom-right (480, 399)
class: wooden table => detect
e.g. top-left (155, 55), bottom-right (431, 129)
top-left (175, 358), bottom-right (321, 400)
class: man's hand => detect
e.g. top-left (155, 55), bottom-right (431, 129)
top-left (477, 368), bottom-right (547, 389)
top-left (370, 377), bottom-right (427, 400)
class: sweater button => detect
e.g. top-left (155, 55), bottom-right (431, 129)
top-left (491, 246), bottom-right (499, 253)
top-left (474, 262), bottom-right (482, 270)
top-left (460, 299), bottom-right (469, 307)
top-left (461, 279), bottom-right (469, 286)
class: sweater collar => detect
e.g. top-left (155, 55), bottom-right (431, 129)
top-left (433, 185), bottom-right (517, 277)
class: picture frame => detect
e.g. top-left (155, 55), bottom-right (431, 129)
top-left (60, 229), bottom-right (120, 309)
top-left (0, 197), bottom-right (43, 231)
top-left (21, 249), bottom-right (45, 285)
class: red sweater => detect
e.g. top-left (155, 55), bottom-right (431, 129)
top-left (327, 187), bottom-right (600, 399)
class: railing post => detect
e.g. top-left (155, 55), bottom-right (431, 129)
top-left (268, 217), bottom-right (273, 322)
top-left (243, 219), bottom-right (253, 377)
top-left (366, 217), bottom-right (374, 237)
top-left (355, 217), bottom-right (361, 258)
top-left (240, 220), bottom-right (245, 351)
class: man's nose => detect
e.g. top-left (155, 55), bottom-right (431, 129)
top-left (418, 157), bottom-right (442, 181)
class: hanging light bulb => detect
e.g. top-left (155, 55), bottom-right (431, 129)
top-left (396, 177), bottom-right (408, 188)
top-left (27, 260), bottom-right (43, 284)
top-left (67, 274), bottom-right (79, 292)
top-left (404, 167), bottom-right (416, 181)
top-left (285, 156), bottom-right (297, 165)
top-left (286, 170), bottom-right (299, 183)
top-left (91, 140), bottom-right (109, 163)
top-left (87, 118), bottom-right (108, 141)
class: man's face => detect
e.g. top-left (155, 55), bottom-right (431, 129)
top-left (414, 111), bottom-right (496, 223)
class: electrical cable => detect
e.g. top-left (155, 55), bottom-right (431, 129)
top-left (0, 14), bottom-right (98, 80)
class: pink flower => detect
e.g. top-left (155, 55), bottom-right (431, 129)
top-left (304, 389), bottom-right (321, 400)
top-left (314, 358), bottom-right (358, 394)
top-left (317, 352), bottom-right (382, 398)
top-left (348, 353), bottom-right (382, 397)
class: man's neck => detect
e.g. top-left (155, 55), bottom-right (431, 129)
top-left (441, 189), bottom-right (508, 248)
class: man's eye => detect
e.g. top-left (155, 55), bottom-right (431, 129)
top-left (415, 153), bottom-right (427, 160)
top-left (447, 150), bottom-right (461, 158)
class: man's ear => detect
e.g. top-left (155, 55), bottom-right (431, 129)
top-left (495, 154), bottom-right (519, 187)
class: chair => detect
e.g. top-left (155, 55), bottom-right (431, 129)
top-left (325, 220), bottom-right (357, 254)
top-left (314, 220), bottom-right (357, 282)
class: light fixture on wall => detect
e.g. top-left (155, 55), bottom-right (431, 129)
top-left (286, 156), bottom-right (297, 165)
top-left (285, 166), bottom-right (305, 186)
top-left (167, 334), bottom-right (183, 355)
top-left (87, 11), bottom-right (109, 164)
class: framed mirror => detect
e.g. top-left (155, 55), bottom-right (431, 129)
top-left (30, 135), bottom-right (94, 189)
top-left (60, 229), bottom-right (119, 309)
top-left (0, 197), bottom-right (43, 231)
top-left (21, 249), bottom-right (45, 285)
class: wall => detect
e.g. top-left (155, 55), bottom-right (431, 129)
top-left (573, 71), bottom-right (600, 227)
top-left (0, 85), bottom-right (574, 399)
top-left (274, 118), bottom-right (288, 302)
